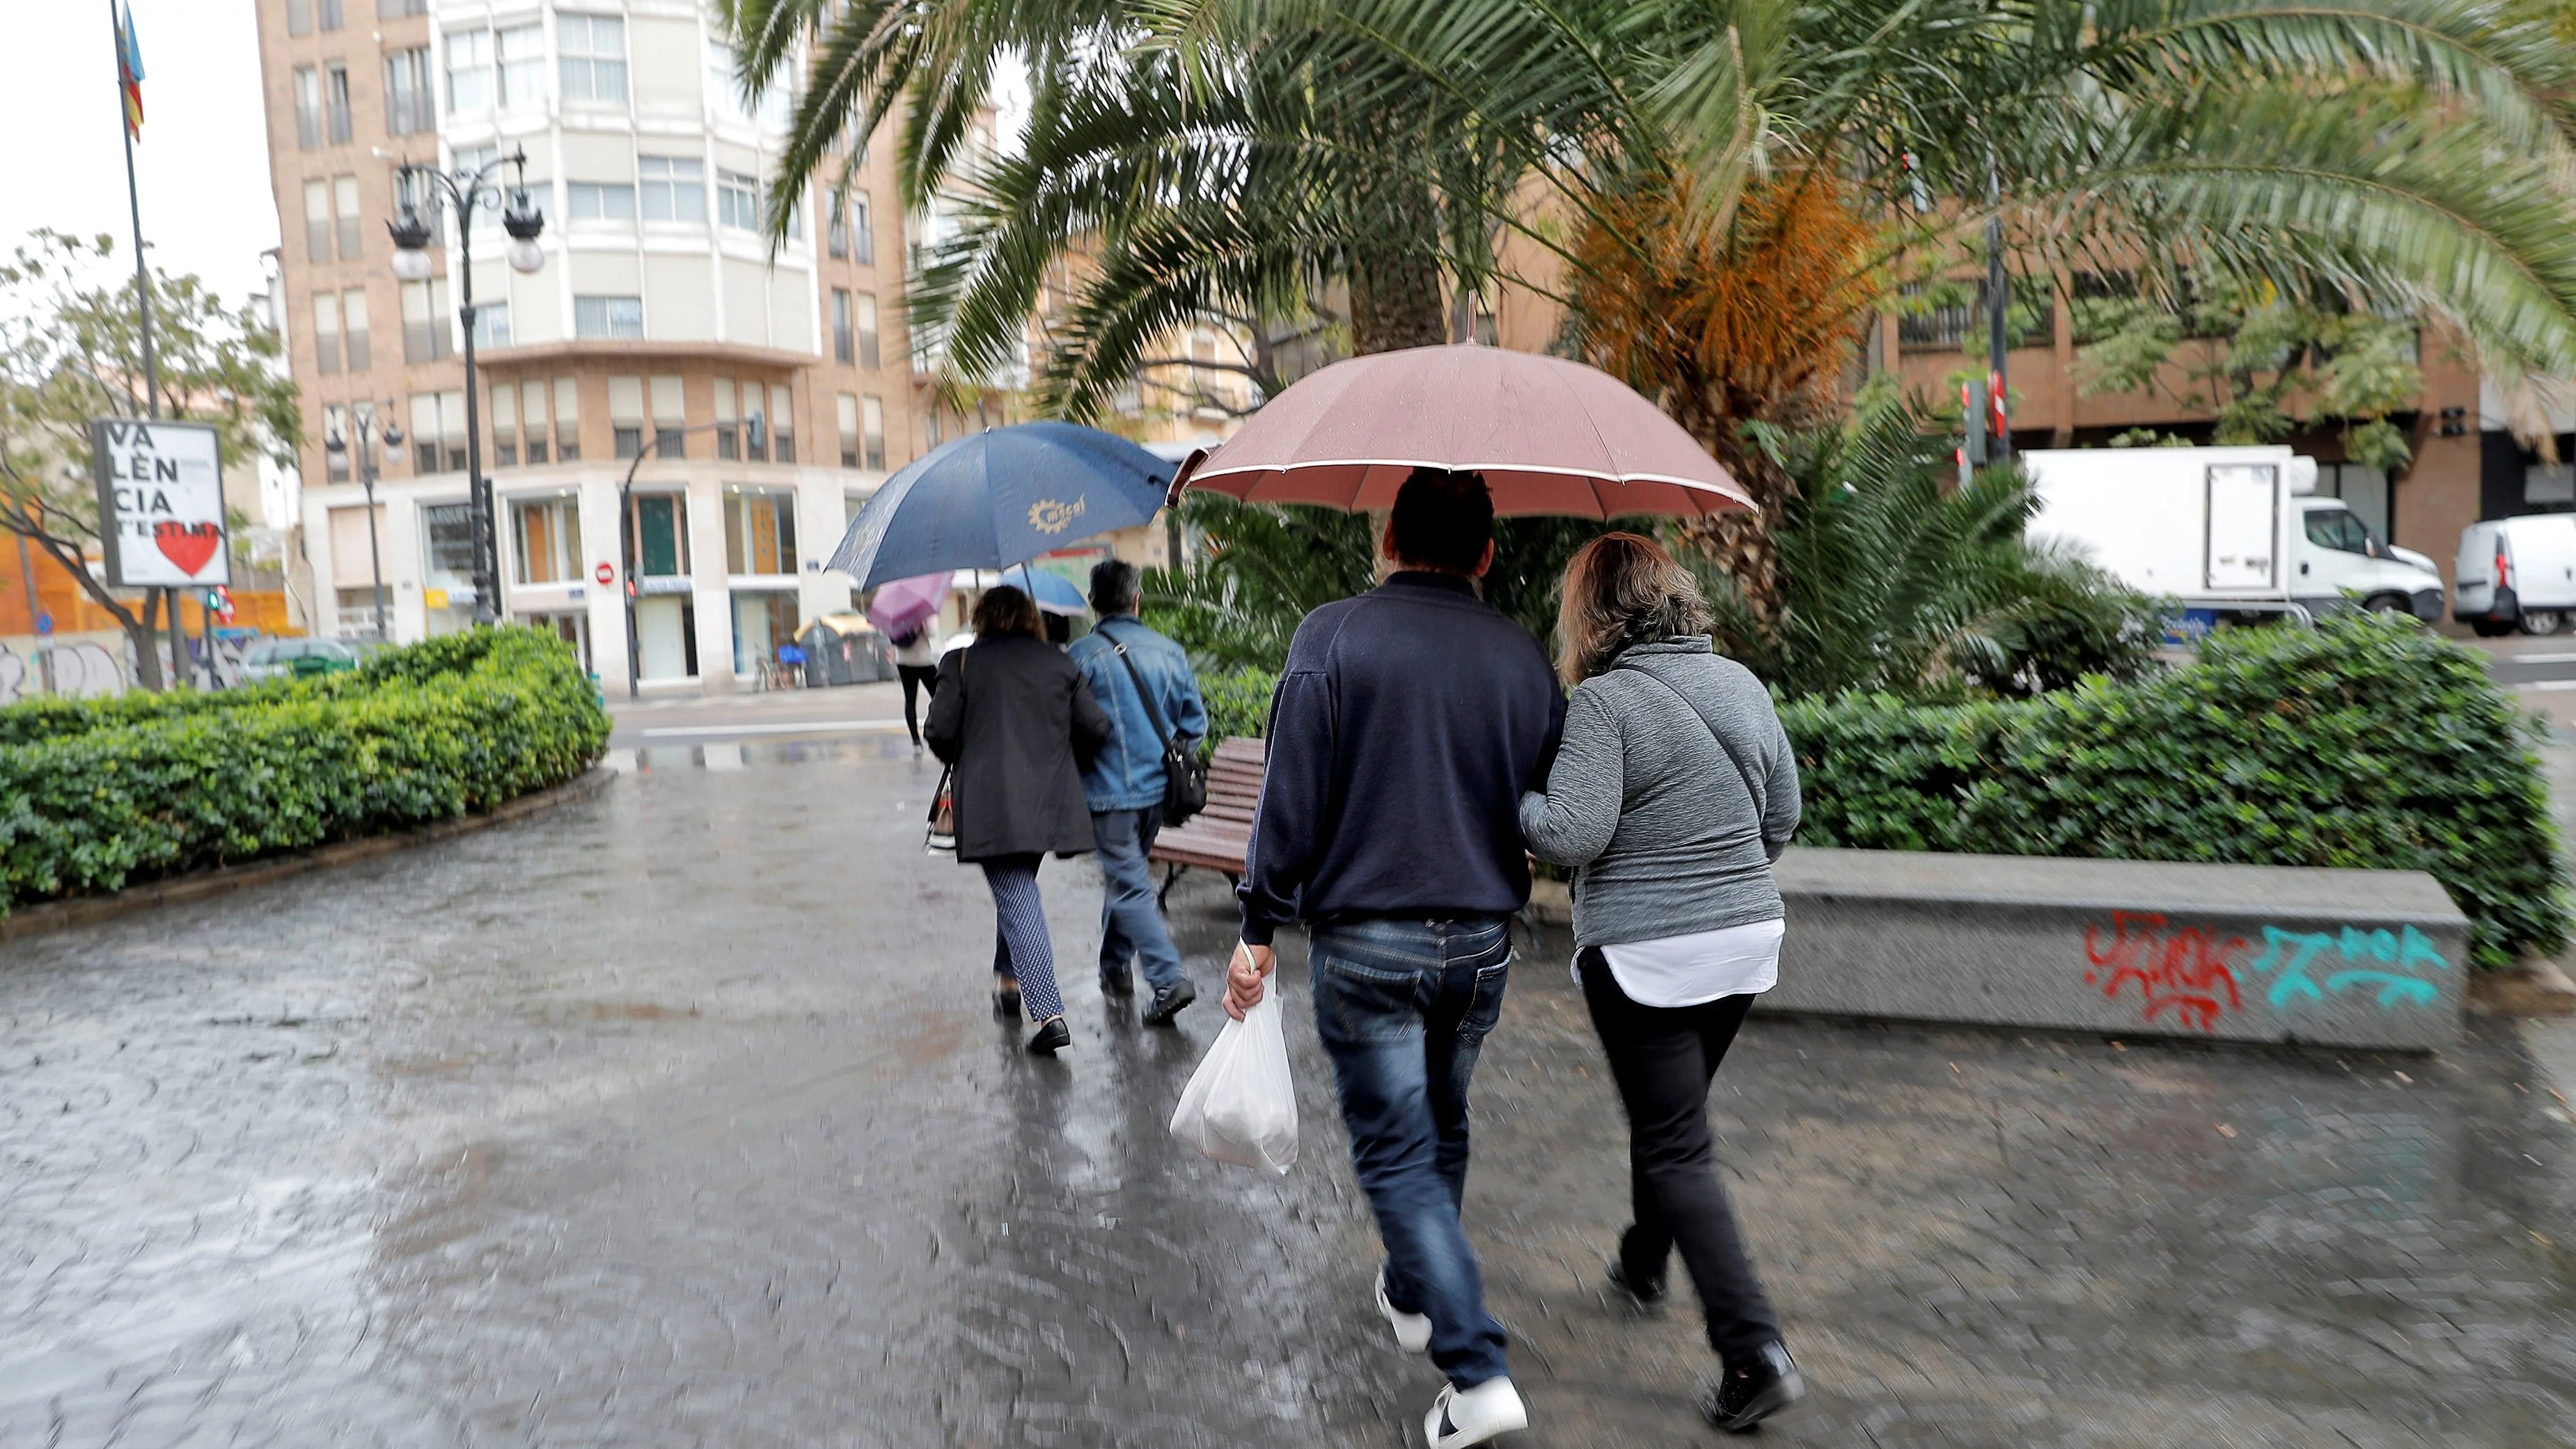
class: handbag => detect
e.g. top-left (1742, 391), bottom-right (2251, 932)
top-left (1104, 622), bottom-right (1208, 827)
top-left (925, 650), bottom-right (962, 853)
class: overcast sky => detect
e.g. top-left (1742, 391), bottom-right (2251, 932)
top-left (0, 3), bottom-right (278, 306)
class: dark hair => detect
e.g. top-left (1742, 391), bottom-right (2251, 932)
top-left (1388, 468), bottom-right (1495, 574)
top-left (1089, 558), bottom-right (1142, 616)
top-left (972, 584), bottom-right (1043, 639)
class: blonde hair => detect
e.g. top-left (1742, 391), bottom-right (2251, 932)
top-left (1555, 532), bottom-right (1713, 685)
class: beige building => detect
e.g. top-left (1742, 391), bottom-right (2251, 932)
top-left (256, 0), bottom-right (985, 693)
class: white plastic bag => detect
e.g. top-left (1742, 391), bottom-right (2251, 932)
top-left (1169, 987), bottom-right (1299, 1173)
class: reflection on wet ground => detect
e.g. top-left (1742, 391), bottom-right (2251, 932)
top-left (5, 746), bottom-right (2575, 1446)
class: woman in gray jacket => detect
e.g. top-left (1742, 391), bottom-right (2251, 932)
top-left (1518, 532), bottom-right (1805, 1433)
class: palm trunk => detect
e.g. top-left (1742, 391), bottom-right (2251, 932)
top-left (1349, 251), bottom-right (1449, 356)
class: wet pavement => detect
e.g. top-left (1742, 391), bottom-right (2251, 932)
top-left (6, 742), bottom-right (2576, 1446)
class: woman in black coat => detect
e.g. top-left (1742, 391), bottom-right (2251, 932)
top-left (925, 584), bottom-right (1113, 1054)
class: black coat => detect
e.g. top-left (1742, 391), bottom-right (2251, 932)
top-left (925, 635), bottom-right (1113, 862)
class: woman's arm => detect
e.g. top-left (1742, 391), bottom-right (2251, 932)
top-left (924, 651), bottom-right (966, 762)
top-left (1517, 687), bottom-right (1623, 868)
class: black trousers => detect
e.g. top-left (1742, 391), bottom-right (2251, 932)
top-left (897, 664), bottom-right (940, 745)
top-left (1578, 946), bottom-right (1781, 1359)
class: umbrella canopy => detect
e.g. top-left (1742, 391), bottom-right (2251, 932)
top-left (865, 571), bottom-right (952, 637)
top-left (826, 421), bottom-right (1177, 589)
top-left (1171, 344), bottom-right (1752, 519)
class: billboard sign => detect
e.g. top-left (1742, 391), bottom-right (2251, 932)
top-left (89, 417), bottom-right (229, 588)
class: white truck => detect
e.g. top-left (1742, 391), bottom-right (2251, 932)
top-left (2023, 446), bottom-right (2446, 630)
top-left (2453, 514), bottom-right (2576, 636)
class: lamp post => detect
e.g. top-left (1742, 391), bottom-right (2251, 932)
top-left (323, 403), bottom-right (402, 641)
top-left (617, 416), bottom-right (763, 699)
top-left (388, 148), bottom-right (545, 627)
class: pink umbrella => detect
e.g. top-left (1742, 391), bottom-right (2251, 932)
top-left (866, 571), bottom-right (953, 637)
top-left (1170, 343), bottom-right (1753, 518)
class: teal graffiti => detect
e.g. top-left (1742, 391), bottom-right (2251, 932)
top-left (2240, 925), bottom-right (2450, 1011)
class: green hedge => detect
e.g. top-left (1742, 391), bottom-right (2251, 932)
top-left (1201, 668), bottom-right (1278, 749)
top-left (0, 627), bottom-right (610, 913)
top-left (1201, 620), bottom-right (2568, 965)
top-left (1784, 618), bottom-right (2566, 966)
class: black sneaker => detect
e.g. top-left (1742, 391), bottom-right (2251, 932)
top-left (1099, 970), bottom-right (1136, 997)
top-left (1605, 1259), bottom-right (1667, 1315)
top-left (1698, 1341), bottom-right (1805, 1434)
top-left (1026, 1017), bottom-right (1071, 1055)
top-left (1142, 978), bottom-right (1197, 1026)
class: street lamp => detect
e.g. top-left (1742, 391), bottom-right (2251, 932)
top-left (387, 148), bottom-right (546, 627)
top-left (324, 404), bottom-right (401, 641)
top-left (618, 415), bottom-right (762, 699)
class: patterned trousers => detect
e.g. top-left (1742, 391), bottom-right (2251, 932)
top-left (982, 855), bottom-right (1063, 1022)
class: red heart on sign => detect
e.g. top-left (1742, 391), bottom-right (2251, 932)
top-left (153, 521), bottom-right (220, 577)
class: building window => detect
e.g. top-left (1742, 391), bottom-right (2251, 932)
top-left (409, 391), bottom-right (466, 474)
top-left (723, 489), bottom-right (798, 576)
top-left (402, 277), bottom-right (452, 362)
top-left (638, 156), bottom-right (707, 224)
top-left (731, 590), bottom-right (800, 676)
top-left (335, 174), bottom-right (362, 259)
top-left (629, 493), bottom-right (687, 576)
top-left (574, 295), bottom-right (643, 340)
top-left (377, 0), bottom-right (428, 17)
top-left (566, 181), bottom-right (636, 222)
top-left (609, 375), bottom-right (645, 459)
top-left (317, 0), bottom-right (343, 31)
top-left (497, 22), bottom-right (544, 109)
top-left (293, 67), bottom-right (322, 148)
top-left (512, 496), bottom-right (581, 584)
top-left (718, 170), bottom-right (761, 230)
top-left (831, 289), bottom-right (853, 364)
top-left (343, 288), bottom-right (370, 369)
top-left (862, 395), bottom-right (885, 471)
top-left (848, 191), bottom-right (874, 265)
top-left (288, 0), bottom-right (313, 36)
top-left (558, 14), bottom-right (629, 104)
top-left (471, 302), bottom-right (511, 350)
top-left (303, 179), bottom-right (331, 262)
top-left (770, 384), bottom-right (795, 463)
top-left (421, 502), bottom-right (478, 621)
top-left (385, 46), bottom-right (431, 123)
top-left (322, 405), bottom-right (350, 480)
top-left (826, 200), bottom-right (848, 259)
top-left (836, 393), bottom-right (858, 467)
top-left (312, 293), bottom-right (342, 373)
top-left (737, 379), bottom-right (767, 462)
top-left (553, 377), bottom-right (581, 462)
top-left (516, 379), bottom-right (548, 464)
top-left (650, 375), bottom-right (684, 457)
top-left (324, 63), bottom-right (352, 143)
top-left (854, 292), bottom-right (879, 368)
top-left (445, 29), bottom-right (492, 114)
top-left (490, 382), bottom-right (517, 467)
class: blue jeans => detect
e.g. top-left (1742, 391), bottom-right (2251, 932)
top-left (1092, 808), bottom-right (1187, 993)
top-left (1309, 916), bottom-right (1513, 1388)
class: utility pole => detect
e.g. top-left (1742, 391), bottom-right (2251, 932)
top-left (109, 0), bottom-right (172, 687)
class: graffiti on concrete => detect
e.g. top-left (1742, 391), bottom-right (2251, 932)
top-left (2084, 912), bottom-right (2451, 1031)
top-left (2083, 911), bottom-right (2246, 1031)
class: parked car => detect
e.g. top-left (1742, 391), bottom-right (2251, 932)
top-left (236, 636), bottom-right (361, 684)
top-left (2025, 445), bottom-right (2444, 623)
top-left (2455, 515), bottom-right (2576, 636)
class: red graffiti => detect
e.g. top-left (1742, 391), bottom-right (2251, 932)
top-left (2084, 911), bottom-right (2247, 1032)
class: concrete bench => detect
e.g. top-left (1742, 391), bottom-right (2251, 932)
top-left (1151, 737), bottom-right (1264, 906)
top-left (1763, 848), bottom-right (2468, 1050)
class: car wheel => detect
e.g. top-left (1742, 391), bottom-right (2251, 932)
top-left (2362, 594), bottom-right (2410, 615)
top-left (2523, 609), bottom-right (2566, 637)
top-left (2472, 618), bottom-right (2518, 638)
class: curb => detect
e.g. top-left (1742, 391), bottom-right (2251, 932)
top-left (0, 766), bottom-right (618, 944)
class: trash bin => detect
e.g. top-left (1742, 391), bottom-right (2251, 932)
top-left (799, 613), bottom-right (893, 687)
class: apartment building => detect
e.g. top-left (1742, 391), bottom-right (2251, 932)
top-left (256, 0), bottom-right (949, 693)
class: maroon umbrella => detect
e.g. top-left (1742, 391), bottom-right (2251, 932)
top-left (1169, 343), bottom-right (1753, 518)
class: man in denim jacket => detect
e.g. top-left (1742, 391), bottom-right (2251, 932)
top-left (1068, 559), bottom-right (1209, 1025)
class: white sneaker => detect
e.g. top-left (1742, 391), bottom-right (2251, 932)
top-left (1374, 1268), bottom-right (1432, 1353)
top-left (1425, 1377), bottom-right (1527, 1448)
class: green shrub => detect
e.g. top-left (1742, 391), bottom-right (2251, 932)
top-left (1200, 668), bottom-right (1278, 747)
top-left (0, 627), bottom-right (609, 912)
top-left (1784, 616), bottom-right (2568, 966)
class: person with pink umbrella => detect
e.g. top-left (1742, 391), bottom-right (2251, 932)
top-left (868, 571), bottom-right (952, 753)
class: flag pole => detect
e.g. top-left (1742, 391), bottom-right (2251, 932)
top-left (109, 0), bottom-right (171, 685)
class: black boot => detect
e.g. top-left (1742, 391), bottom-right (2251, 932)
top-left (1026, 1017), bottom-right (1071, 1054)
top-left (1698, 1341), bottom-right (1805, 1433)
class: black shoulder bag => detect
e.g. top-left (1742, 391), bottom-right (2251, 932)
top-left (1105, 625), bottom-right (1208, 827)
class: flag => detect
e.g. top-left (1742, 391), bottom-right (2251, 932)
top-left (114, 3), bottom-right (145, 140)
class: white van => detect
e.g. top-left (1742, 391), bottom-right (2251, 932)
top-left (2455, 515), bottom-right (2576, 636)
top-left (2025, 447), bottom-right (2445, 620)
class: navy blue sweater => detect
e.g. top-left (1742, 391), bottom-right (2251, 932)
top-left (1238, 572), bottom-right (1566, 946)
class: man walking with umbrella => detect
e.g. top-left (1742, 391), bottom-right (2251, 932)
top-left (1067, 559), bottom-right (1207, 1024)
top-left (1225, 469), bottom-right (1564, 1448)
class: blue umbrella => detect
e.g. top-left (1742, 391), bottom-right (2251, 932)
top-left (825, 421), bottom-right (1177, 590)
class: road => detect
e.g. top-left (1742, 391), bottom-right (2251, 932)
top-left (6, 740), bottom-right (2576, 1446)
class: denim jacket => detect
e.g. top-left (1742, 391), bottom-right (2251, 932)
top-left (1067, 616), bottom-right (1209, 813)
